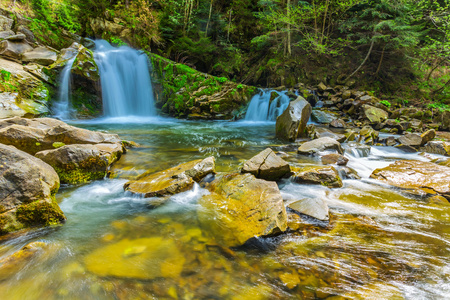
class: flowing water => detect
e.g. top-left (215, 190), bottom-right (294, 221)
top-left (53, 57), bottom-right (76, 120)
top-left (245, 90), bottom-right (291, 121)
top-left (0, 119), bottom-right (449, 300)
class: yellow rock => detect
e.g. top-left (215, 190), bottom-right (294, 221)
top-left (279, 272), bottom-right (301, 289)
top-left (84, 237), bottom-right (185, 280)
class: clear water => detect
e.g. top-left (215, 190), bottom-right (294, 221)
top-left (0, 119), bottom-right (449, 300)
top-left (53, 57), bottom-right (76, 120)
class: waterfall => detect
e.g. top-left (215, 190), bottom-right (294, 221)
top-left (53, 57), bottom-right (75, 120)
top-left (54, 40), bottom-right (156, 119)
top-left (244, 90), bottom-right (291, 121)
top-left (94, 40), bottom-right (156, 117)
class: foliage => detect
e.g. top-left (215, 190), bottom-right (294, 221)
top-left (379, 100), bottom-right (391, 108)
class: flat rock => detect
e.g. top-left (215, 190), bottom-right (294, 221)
top-left (276, 97), bottom-right (312, 141)
top-left (36, 143), bottom-right (123, 184)
top-left (4, 33), bottom-right (26, 41)
top-left (124, 157), bottom-right (215, 198)
top-left (298, 137), bottom-right (344, 155)
top-left (330, 119), bottom-right (346, 128)
top-left (22, 46), bottom-right (58, 66)
top-left (241, 148), bottom-right (290, 181)
top-left (311, 109), bottom-right (337, 124)
top-left (291, 165), bottom-right (343, 188)
top-left (288, 198), bottom-right (329, 221)
top-left (0, 144), bottom-right (65, 235)
top-left (370, 160), bottom-right (450, 200)
top-left (314, 127), bottom-right (346, 142)
top-left (0, 92), bottom-right (27, 118)
top-left (0, 30), bottom-right (14, 39)
top-left (198, 173), bottom-right (287, 247)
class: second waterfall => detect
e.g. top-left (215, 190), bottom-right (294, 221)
top-left (94, 40), bottom-right (156, 117)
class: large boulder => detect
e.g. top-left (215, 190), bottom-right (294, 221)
top-left (0, 40), bottom-right (33, 62)
top-left (124, 157), bottom-right (215, 198)
top-left (0, 92), bottom-right (28, 118)
top-left (298, 137), bottom-right (344, 155)
top-left (71, 46), bottom-right (100, 81)
top-left (35, 143), bottom-right (123, 184)
top-left (0, 117), bottom-right (121, 155)
top-left (291, 165), bottom-right (343, 188)
top-left (421, 129), bottom-right (436, 146)
top-left (198, 173), bottom-right (287, 247)
top-left (311, 109), bottom-right (338, 124)
top-left (241, 148), bottom-right (290, 181)
top-left (275, 97), bottom-right (312, 141)
top-left (362, 104), bottom-right (388, 123)
top-left (21, 46), bottom-right (58, 66)
top-left (0, 144), bottom-right (66, 235)
top-left (370, 160), bottom-right (450, 200)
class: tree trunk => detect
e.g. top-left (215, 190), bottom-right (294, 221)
top-left (346, 38), bottom-right (375, 80)
top-left (205, 0), bottom-right (214, 37)
top-left (287, 0), bottom-right (291, 56)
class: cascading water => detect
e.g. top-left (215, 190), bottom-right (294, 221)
top-left (54, 40), bottom-right (156, 119)
top-left (244, 89), bottom-right (290, 121)
top-left (94, 40), bottom-right (156, 117)
top-left (53, 57), bottom-right (75, 120)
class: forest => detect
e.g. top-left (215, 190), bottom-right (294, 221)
top-left (6, 0), bottom-right (450, 108)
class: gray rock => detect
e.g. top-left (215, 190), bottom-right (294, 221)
top-left (241, 148), bottom-right (291, 181)
top-left (330, 119), bottom-right (346, 128)
top-left (321, 153), bottom-right (348, 166)
top-left (276, 97), bottom-right (312, 142)
top-left (22, 46), bottom-right (58, 66)
top-left (311, 109), bottom-right (337, 124)
top-left (314, 127), bottom-right (346, 143)
top-left (0, 40), bottom-right (33, 61)
top-left (4, 33), bottom-right (26, 41)
top-left (0, 15), bottom-right (13, 31)
top-left (16, 25), bottom-right (36, 43)
top-left (298, 137), bottom-right (344, 155)
top-left (398, 133), bottom-right (422, 148)
top-left (423, 141), bottom-right (450, 156)
top-left (421, 129), bottom-right (436, 146)
top-left (0, 92), bottom-right (27, 118)
top-left (362, 104), bottom-right (389, 123)
top-left (288, 198), bottom-right (329, 221)
top-left (0, 30), bottom-right (14, 39)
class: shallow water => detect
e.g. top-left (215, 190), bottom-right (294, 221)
top-left (0, 118), bottom-right (449, 300)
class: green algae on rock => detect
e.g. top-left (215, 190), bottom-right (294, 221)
top-left (84, 237), bottom-right (185, 280)
top-left (198, 173), bottom-right (287, 247)
top-left (0, 143), bottom-right (65, 235)
top-left (124, 157), bottom-right (215, 198)
top-left (291, 165), bottom-right (343, 188)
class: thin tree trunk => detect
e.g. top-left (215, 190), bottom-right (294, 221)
top-left (375, 44), bottom-right (386, 76)
top-left (287, 0), bottom-right (291, 56)
top-left (205, 0), bottom-right (213, 37)
top-left (346, 38), bottom-right (375, 80)
top-left (227, 9), bottom-right (232, 43)
top-left (320, 0), bottom-right (330, 45)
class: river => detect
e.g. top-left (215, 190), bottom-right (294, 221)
top-left (0, 118), bottom-right (449, 299)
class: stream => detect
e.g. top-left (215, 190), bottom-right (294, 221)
top-left (0, 118), bottom-right (449, 299)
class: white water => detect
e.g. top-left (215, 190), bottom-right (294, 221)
top-left (94, 40), bottom-right (156, 117)
top-left (244, 90), bottom-right (290, 121)
top-left (53, 57), bottom-right (76, 120)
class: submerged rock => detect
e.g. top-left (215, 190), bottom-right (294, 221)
top-left (0, 144), bottom-right (65, 235)
top-left (288, 198), bottom-right (329, 221)
top-left (370, 160), bottom-right (450, 200)
top-left (275, 97), bottom-right (312, 141)
top-left (291, 165), bottom-right (343, 188)
top-left (198, 173), bottom-right (287, 247)
top-left (84, 237), bottom-right (185, 280)
top-left (36, 143), bottom-right (123, 184)
top-left (298, 137), bottom-right (344, 155)
top-left (241, 148), bottom-right (291, 181)
top-left (124, 157), bottom-right (215, 198)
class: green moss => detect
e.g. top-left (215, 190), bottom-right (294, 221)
top-left (16, 199), bottom-right (65, 227)
top-left (55, 166), bottom-right (106, 184)
top-left (52, 142), bottom-right (65, 149)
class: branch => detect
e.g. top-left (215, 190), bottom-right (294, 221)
top-left (345, 37), bottom-right (375, 80)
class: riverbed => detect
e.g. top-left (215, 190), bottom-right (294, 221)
top-left (0, 118), bottom-right (449, 299)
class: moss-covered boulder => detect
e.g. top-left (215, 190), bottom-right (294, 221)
top-left (362, 104), bottom-right (389, 124)
top-left (36, 143), bottom-right (123, 184)
top-left (275, 97), bottom-right (312, 142)
top-left (124, 157), bottom-right (215, 198)
top-left (198, 173), bottom-right (287, 247)
top-left (0, 117), bottom-right (121, 155)
top-left (0, 58), bottom-right (50, 116)
top-left (371, 160), bottom-right (450, 200)
top-left (71, 46), bottom-right (99, 81)
top-left (0, 143), bottom-right (65, 235)
top-left (291, 165), bottom-right (343, 188)
top-left (150, 54), bottom-right (256, 119)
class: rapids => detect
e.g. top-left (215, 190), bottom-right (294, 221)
top-left (0, 120), bottom-right (449, 299)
